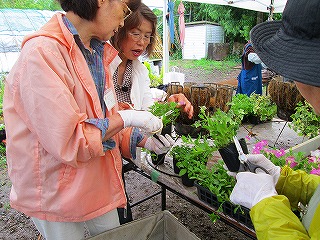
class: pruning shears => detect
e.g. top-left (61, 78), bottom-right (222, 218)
top-left (233, 136), bottom-right (269, 174)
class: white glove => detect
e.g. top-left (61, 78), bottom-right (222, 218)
top-left (222, 164), bottom-right (237, 178)
top-left (118, 110), bottom-right (163, 134)
top-left (247, 154), bottom-right (281, 184)
top-left (230, 172), bottom-right (278, 209)
top-left (144, 134), bottom-right (175, 155)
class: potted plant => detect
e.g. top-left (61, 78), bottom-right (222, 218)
top-left (194, 159), bottom-right (252, 227)
top-left (195, 107), bottom-right (241, 149)
top-left (250, 94), bottom-right (277, 123)
top-left (148, 101), bottom-right (181, 165)
top-left (170, 143), bottom-right (190, 174)
top-left (194, 107), bottom-right (245, 172)
top-left (289, 101), bottom-right (320, 139)
top-left (170, 135), bottom-right (215, 186)
top-left (174, 85), bottom-right (210, 138)
top-left (227, 93), bottom-right (254, 123)
top-left (228, 93), bottom-right (277, 124)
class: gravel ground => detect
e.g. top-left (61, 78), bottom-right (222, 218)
top-left (0, 65), bottom-right (250, 240)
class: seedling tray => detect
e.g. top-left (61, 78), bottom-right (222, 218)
top-left (194, 181), bottom-right (254, 229)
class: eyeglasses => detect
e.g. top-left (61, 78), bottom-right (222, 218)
top-left (120, 0), bottom-right (132, 20)
top-left (128, 32), bottom-right (154, 43)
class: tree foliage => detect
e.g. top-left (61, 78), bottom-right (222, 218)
top-left (169, 2), bottom-right (281, 44)
top-left (182, 2), bottom-right (270, 43)
top-left (0, 0), bottom-right (61, 10)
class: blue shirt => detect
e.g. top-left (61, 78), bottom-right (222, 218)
top-left (62, 16), bottom-right (143, 156)
top-left (62, 16), bottom-right (115, 151)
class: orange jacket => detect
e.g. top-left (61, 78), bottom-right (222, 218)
top-left (4, 13), bottom-right (132, 222)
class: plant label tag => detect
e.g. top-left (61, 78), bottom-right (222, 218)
top-left (104, 88), bottom-right (116, 111)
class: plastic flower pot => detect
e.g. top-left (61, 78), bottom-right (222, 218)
top-left (172, 156), bottom-right (180, 174)
top-left (218, 138), bottom-right (248, 172)
top-left (181, 173), bottom-right (194, 187)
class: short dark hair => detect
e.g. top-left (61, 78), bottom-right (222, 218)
top-left (110, 3), bottom-right (157, 56)
top-left (57, 0), bottom-right (141, 21)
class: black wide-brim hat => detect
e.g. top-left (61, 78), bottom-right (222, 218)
top-left (250, 0), bottom-right (320, 87)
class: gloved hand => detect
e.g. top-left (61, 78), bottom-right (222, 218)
top-left (246, 154), bottom-right (281, 184)
top-left (144, 134), bottom-right (175, 155)
top-left (230, 172), bottom-right (278, 209)
top-left (118, 110), bottom-right (163, 134)
top-left (223, 164), bottom-right (236, 177)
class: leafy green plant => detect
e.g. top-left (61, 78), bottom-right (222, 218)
top-left (289, 101), bottom-right (320, 139)
top-left (228, 93), bottom-right (254, 120)
top-left (250, 94), bottom-right (277, 122)
top-left (228, 93), bottom-right (277, 122)
top-left (148, 101), bottom-right (180, 127)
top-left (194, 107), bottom-right (241, 149)
top-left (144, 61), bottom-right (163, 87)
top-left (196, 159), bottom-right (245, 222)
top-left (197, 159), bottom-right (235, 203)
top-left (170, 135), bottom-right (215, 178)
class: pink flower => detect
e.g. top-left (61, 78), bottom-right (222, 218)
top-left (308, 156), bottom-right (317, 163)
top-left (274, 149), bottom-right (286, 158)
top-left (252, 148), bottom-right (261, 154)
top-left (260, 140), bottom-right (268, 147)
top-left (310, 168), bottom-right (320, 176)
top-left (308, 155), bottom-right (320, 163)
top-left (252, 140), bottom-right (269, 154)
top-left (286, 156), bottom-right (297, 168)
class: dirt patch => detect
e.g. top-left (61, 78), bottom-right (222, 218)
top-left (181, 66), bottom-right (240, 85)
top-left (0, 66), bottom-right (252, 240)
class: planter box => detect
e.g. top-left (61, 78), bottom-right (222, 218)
top-left (285, 135), bottom-right (320, 157)
top-left (89, 210), bottom-right (200, 240)
top-left (194, 181), bottom-right (254, 229)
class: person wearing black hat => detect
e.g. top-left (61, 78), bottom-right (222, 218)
top-left (228, 0), bottom-right (320, 239)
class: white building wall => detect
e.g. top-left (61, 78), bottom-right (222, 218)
top-left (183, 22), bottom-right (224, 60)
top-left (183, 25), bottom-right (206, 60)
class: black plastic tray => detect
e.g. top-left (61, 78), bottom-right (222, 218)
top-left (194, 181), bottom-right (254, 229)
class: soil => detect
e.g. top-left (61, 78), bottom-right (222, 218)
top-left (0, 65), bottom-right (253, 240)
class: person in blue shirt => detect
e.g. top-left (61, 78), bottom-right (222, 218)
top-left (236, 41), bottom-right (265, 96)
